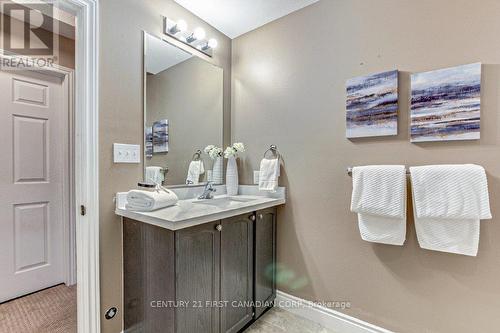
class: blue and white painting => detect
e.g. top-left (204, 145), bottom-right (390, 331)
top-left (153, 119), bottom-right (169, 153)
top-left (145, 126), bottom-right (153, 158)
top-left (346, 70), bottom-right (398, 138)
top-left (410, 63), bottom-right (481, 142)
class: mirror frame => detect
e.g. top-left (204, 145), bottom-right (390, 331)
top-left (142, 31), bottom-right (225, 188)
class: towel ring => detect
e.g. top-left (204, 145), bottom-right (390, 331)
top-left (263, 145), bottom-right (280, 160)
top-left (192, 149), bottom-right (202, 161)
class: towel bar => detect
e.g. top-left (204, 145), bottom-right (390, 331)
top-left (263, 145), bottom-right (281, 160)
top-left (347, 167), bottom-right (410, 177)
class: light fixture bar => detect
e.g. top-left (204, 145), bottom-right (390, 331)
top-left (163, 17), bottom-right (217, 57)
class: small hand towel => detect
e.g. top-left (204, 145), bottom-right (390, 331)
top-left (126, 189), bottom-right (178, 211)
top-left (259, 158), bottom-right (280, 192)
top-left (186, 160), bottom-right (205, 185)
top-left (146, 166), bottom-right (164, 185)
top-left (350, 165), bottom-right (407, 246)
top-left (410, 164), bottom-right (492, 256)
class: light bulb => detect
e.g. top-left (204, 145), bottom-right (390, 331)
top-left (176, 19), bottom-right (187, 32)
top-left (208, 38), bottom-right (218, 49)
top-left (193, 27), bottom-right (206, 40)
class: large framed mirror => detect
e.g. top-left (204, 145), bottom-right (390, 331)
top-left (143, 32), bottom-right (223, 187)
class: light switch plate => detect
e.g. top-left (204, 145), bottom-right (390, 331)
top-left (113, 143), bottom-right (141, 163)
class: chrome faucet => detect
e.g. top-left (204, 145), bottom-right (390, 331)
top-left (198, 182), bottom-right (216, 199)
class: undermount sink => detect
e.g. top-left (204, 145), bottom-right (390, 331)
top-left (193, 196), bottom-right (257, 207)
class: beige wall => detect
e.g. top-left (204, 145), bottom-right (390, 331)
top-left (231, 0), bottom-right (500, 332)
top-left (146, 57), bottom-right (223, 185)
top-left (99, 0), bottom-right (231, 331)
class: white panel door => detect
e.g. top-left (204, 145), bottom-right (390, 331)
top-left (0, 70), bottom-right (68, 302)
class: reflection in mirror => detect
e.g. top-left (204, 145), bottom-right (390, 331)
top-left (144, 32), bottom-right (223, 187)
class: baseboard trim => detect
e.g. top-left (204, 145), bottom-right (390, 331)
top-left (275, 290), bottom-right (393, 333)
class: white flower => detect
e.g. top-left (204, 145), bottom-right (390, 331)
top-left (209, 147), bottom-right (222, 159)
top-left (204, 145), bottom-right (215, 154)
top-left (204, 145), bottom-right (222, 159)
top-left (224, 146), bottom-right (237, 158)
top-left (224, 142), bottom-right (245, 158)
top-left (233, 142), bottom-right (245, 153)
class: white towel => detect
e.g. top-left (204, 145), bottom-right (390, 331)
top-left (410, 164), bottom-right (491, 220)
top-left (259, 158), bottom-right (280, 192)
top-left (351, 165), bottom-right (407, 246)
top-left (186, 160), bottom-right (205, 185)
top-left (126, 189), bottom-right (178, 211)
top-left (146, 166), bottom-right (164, 185)
top-left (410, 164), bottom-right (491, 256)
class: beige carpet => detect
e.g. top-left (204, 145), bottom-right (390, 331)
top-left (0, 284), bottom-right (76, 333)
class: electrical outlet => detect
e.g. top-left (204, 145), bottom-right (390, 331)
top-left (113, 143), bottom-right (141, 163)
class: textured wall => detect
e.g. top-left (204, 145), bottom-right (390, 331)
top-left (99, 1), bottom-right (231, 331)
top-left (231, 0), bottom-right (500, 331)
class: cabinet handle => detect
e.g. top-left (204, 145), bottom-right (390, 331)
top-left (249, 215), bottom-right (256, 221)
top-left (259, 214), bottom-right (263, 220)
top-left (216, 224), bottom-right (222, 231)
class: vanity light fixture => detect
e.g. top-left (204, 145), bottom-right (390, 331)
top-left (199, 38), bottom-right (218, 51)
top-left (163, 17), bottom-right (217, 57)
top-left (167, 19), bottom-right (187, 35)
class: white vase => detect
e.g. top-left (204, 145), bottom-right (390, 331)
top-left (212, 156), bottom-right (223, 184)
top-left (226, 156), bottom-right (238, 195)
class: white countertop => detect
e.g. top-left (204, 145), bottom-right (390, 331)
top-left (115, 185), bottom-right (285, 230)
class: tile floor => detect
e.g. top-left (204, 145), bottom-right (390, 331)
top-left (245, 307), bottom-right (337, 333)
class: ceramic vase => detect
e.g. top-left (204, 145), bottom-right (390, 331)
top-left (212, 156), bottom-right (223, 184)
top-left (226, 156), bottom-right (238, 195)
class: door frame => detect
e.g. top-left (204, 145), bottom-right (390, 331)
top-left (61, 1), bottom-right (101, 332)
top-left (49, 0), bottom-right (100, 332)
top-left (0, 0), bottom-right (100, 331)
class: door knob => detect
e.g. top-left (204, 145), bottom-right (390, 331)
top-left (216, 224), bottom-right (222, 231)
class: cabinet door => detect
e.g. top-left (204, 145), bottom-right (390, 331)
top-left (123, 218), bottom-right (176, 333)
top-left (175, 222), bottom-right (221, 333)
top-left (220, 214), bottom-right (254, 333)
top-left (254, 208), bottom-right (277, 318)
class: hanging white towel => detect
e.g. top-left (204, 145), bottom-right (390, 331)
top-left (146, 166), bottom-right (164, 185)
top-left (126, 189), bottom-right (178, 211)
top-left (186, 160), bottom-right (205, 185)
top-left (410, 164), bottom-right (492, 256)
top-left (259, 158), bottom-right (280, 192)
top-left (350, 165), bottom-right (407, 246)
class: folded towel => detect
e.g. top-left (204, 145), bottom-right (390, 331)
top-left (351, 165), bottom-right (407, 246)
top-left (351, 165), bottom-right (407, 219)
top-left (410, 164), bottom-right (492, 256)
top-left (126, 189), bottom-right (178, 211)
top-left (146, 166), bottom-right (164, 185)
top-left (410, 164), bottom-right (491, 220)
top-left (259, 158), bottom-right (280, 192)
top-left (186, 160), bottom-right (205, 185)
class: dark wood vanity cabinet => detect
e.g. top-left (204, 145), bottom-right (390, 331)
top-left (254, 208), bottom-right (277, 318)
top-left (123, 208), bottom-right (277, 333)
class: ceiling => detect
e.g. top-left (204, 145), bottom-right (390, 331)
top-left (145, 34), bottom-right (192, 75)
top-left (174, 0), bottom-right (320, 39)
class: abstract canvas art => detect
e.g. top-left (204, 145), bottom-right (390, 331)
top-left (346, 70), bottom-right (398, 138)
top-left (410, 63), bottom-right (481, 142)
top-left (145, 126), bottom-right (153, 158)
top-left (153, 119), bottom-right (169, 153)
